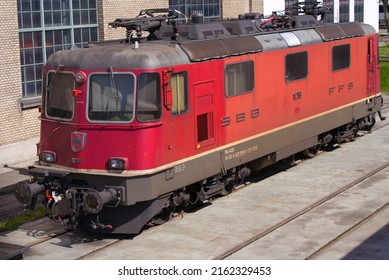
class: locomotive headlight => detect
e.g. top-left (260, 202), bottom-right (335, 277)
top-left (40, 151), bottom-right (56, 163)
top-left (73, 71), bottom-right (86, 85)
top-left (107, 158), bottom-right (127, 170)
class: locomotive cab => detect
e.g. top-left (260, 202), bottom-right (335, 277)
top-left (40, 66), bottom-right (166, 171)
top-left (17, 64), bottom-right (168, 231)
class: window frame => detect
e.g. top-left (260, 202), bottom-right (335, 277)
top-left (45, 70), bottom-right (75, 121)
top-left (136, 72), bottom-right (162, 122)
top-left (170, 71), bottom-right (189, 116)
top-left (169, 0), bottom-right (221, 21)
top-left (332, 44), bottom-right (351, 72)
top-left (285, 51), bottom-right (308, 83)
top-left (87, 72), bottom-right (136, 124)
top-left (224, 60), bottom-right (255, 97)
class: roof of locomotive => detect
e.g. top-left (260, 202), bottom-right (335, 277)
top-left (45, 14), bottom-right (377, 70)
top-left (46, 40), bottom-right (191, 70)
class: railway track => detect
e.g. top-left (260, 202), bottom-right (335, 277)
top-left (0, 190), bottom-right (39, 222)
top-left (306, 201), bottom-right (389, 259)
top-left (0, 204), bottom-right (27, 221)
top-left (380, 56), bottom-right (389, 62)
top-left (0, 102), bottom-right (388, 259)
top-left (215, 161), bottom-right (389, 260)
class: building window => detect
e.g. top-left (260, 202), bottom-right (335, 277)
top-left (285, 0), bottom-right (297, 13)
top-left (169, 0), bottom-right (220, 21)
top-left (322, 0), bottom-right (334, 23)
top-left (225, 61), bottom-right (254, 97)
top-left (72, 0), bottom-right (98, 26)
top-left (19, 31), bottom-right (44, 100)
top-left (339, 0), bottom-right (349, 23)
top-left (17, 0), bottom-right (98, 101)
top-left (354, 0), bottom-right (364, 22)
top-left (285, 52), bottom-right (308, 82)
top-left (285, 1), bottom-right (334, 23)
top-left (43, 0), bottom-right (71, 26)
top-left (332, 44), bottom-right (350, 71)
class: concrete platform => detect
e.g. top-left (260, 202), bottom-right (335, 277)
top-left (0, 241), bottom-right (26, 260)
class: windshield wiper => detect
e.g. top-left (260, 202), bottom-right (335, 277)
top-left (47, 64), bottom-right (64, 91)
top-left (109, 66), bottom-right (119, 99)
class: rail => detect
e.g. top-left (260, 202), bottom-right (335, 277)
top-left (213, 161), bottom-right (389, 260)
top-left (379, 56), bottom-right (389, 62)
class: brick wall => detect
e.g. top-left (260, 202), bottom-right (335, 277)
top-left (252, 0), bottom-right (264, 16)
top-left (0, 1), bottom-right (40, 147)
top-left (222, 0), bottom-right (264, 19)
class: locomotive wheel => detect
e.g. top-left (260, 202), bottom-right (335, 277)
top-left (221, 180), bottom-right (236, 195)
top-left (147, 205), bottom-right (175, 226)
top-left (303, 144), bottom-right (321, 158)
top-left (282, 155), bottom-right (296, 167)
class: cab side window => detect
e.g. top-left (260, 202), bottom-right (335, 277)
top-left (171, 72), bottom-right (188, 115)
top-left (332, 44), bottom-right (350, 71)
top-left (225, 61), bottom-right (254, 97)
top-left (137, 73), bottom-right (161, 122)
top-left (285, 52), bottom-right (308, 82)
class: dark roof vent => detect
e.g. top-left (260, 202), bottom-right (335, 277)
top-left (291, 15), bottom-right (320, 28)
top-left (222, 20), bottom-right (260, 35)
top-left (238, 13), bottom-right (262, 20)
top-left (188, 23), bottom-right (230, 40)
top-left (192, 13), bottom-right (204, 24)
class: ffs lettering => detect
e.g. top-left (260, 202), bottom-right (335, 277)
top-left (329, 82), bottom-right (354, 95)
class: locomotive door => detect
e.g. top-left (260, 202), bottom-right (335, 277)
top-left (193, 81), bottom-right (216, 149)
top-left (367, 37), bottom-right (377, 97)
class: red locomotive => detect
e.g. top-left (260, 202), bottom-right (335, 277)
top-left (15, 7), bottom-right (383, 234)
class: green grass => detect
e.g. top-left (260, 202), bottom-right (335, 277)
top-left (0, 207), bottom-right (45, 233)
top-left (380, 44), bottom-right (389, 56)
top-left (380, 45), bottom-right (389, 92)
top-left (381, 61), bottom-right (389, 92)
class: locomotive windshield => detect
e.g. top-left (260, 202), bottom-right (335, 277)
top-left (88, 73), bottom-right (135, 122)
top-left (46, 72), bottom-right (75, 120)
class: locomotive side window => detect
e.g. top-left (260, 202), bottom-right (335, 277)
top-left (170, 72), bottom-right (188, 115)
top-left (88, 73), bottom-right (135, 122)
top-left (137, 73), bottom-right (161, 122)
top-left (285, 52), bottom-right (308, 82)
top-left (225, 61), bottom-right (254, 97)
top-left (332, 44), bottom-right (350, 71)
top-left (46, 72), bottom-right (74, 120)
